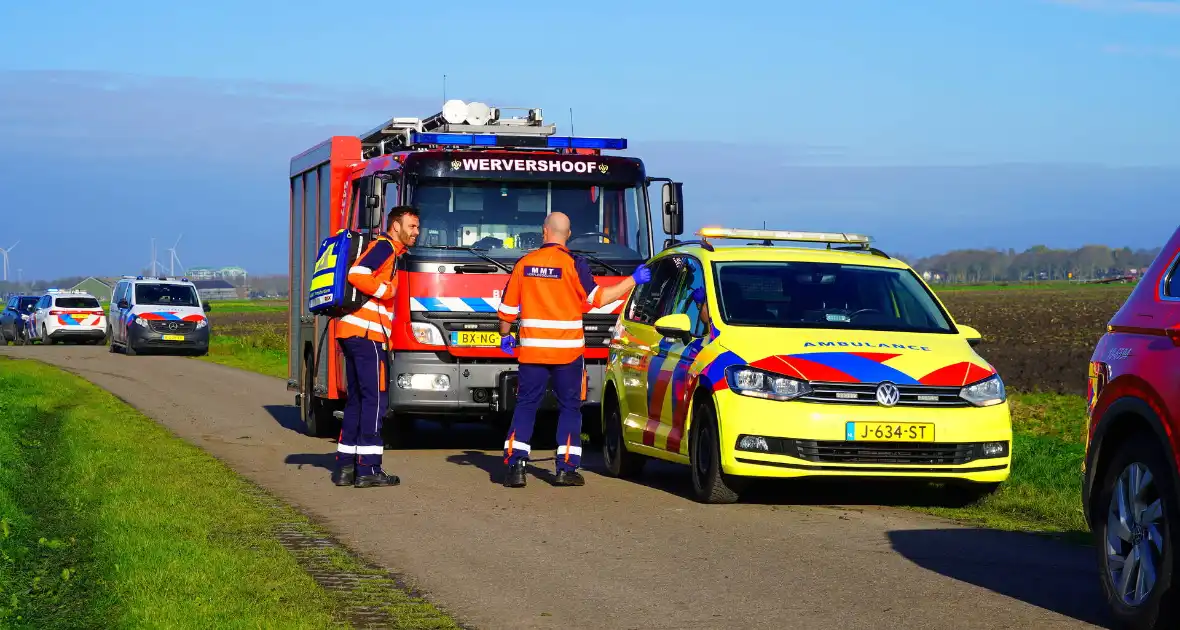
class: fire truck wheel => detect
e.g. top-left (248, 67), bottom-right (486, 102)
top-left (301, 356), bottom-right (335, 438)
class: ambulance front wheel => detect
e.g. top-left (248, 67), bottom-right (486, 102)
top-left (689, 397), bottom-right (746, 504)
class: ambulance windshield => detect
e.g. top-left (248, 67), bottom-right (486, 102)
top-left (714, 261), bottom-right (956, 334)
top-left (406, 180), bottom-right (651, 262)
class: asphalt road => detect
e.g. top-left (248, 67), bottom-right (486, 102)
top-left (0, 345), bottom-right (1112, 630)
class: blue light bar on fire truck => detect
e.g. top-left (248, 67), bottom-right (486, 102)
top-left (409, 132), bottom-right (627, 151)
top-left (697, 227), bottom-right (873, 247)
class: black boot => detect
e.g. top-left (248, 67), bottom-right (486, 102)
top-left (334, 463), bottom-right (355, 487)
top-left (553, 469), bottom-right (585, 486)
top-left (503, 460), bottom-right (527, 488)
top-left (354, 469), bottom-right (400, 488)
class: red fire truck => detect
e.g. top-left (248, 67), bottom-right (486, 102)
top-left (287, 100), bottom-right (684, 438)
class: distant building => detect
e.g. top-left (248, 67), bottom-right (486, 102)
top-left (187, 266), bottom-right (249, 281)
top-left (192, 279), bottom-right (239, 301)
top-left (70, 277), bottom-right (113, 302)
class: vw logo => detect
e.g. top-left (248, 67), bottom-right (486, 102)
top-left (167, 322), bottom-right (179, 331)
top-left (875, 382), bottom-right (900, 407)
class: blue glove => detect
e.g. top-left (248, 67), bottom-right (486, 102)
top-left (691, 286), bottom-right (706, 303)
top-left (631, 264), bottom-right (652, 284)
top-left (500, 334), bottom-right (517, 354)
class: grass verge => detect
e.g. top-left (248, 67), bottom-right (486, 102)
top-left (907, 392), bottom-right (1088, 539)
top-left (201, 334), bottom-right (287, 378)
top-left (0, 357), bottom-right (458, 629)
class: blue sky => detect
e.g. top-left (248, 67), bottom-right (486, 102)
top-left (1, 0), bottom-right (1178, 279)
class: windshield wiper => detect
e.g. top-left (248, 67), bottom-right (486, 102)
top-left (568, 249), bottom-right (622, 276)
top-left (414, 245), bottom-right (513, 273)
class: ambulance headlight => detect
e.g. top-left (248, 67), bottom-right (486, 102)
top-left (410, 322), bottom-right (445, 346)
top-left (725, 366), bottom-right (812, 401)
top-left (396, 374), bottom-right (451, 391)
top-left (959, 374), bottom-right (1006, 407)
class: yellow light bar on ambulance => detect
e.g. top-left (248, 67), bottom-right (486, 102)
top-left (696, 227), bottom-right (872, 245)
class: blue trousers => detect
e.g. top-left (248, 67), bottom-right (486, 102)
top-left (504, 356), bottom-right (586, 472)
top-left (337, 337), bottom-right (388, 476)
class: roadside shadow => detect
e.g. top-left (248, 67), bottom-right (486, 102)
top-left (605, 461), bottom-right (1024, 511)
top-left (263, 404), bottom-right (309, 435)
top-left (888, 528), bottom-right (1110, 627)
top-left (285, 452), bottom-right (338, 472)
top-left (446, 450), bottom-right (559, 485)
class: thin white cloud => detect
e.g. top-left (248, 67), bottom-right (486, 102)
top-left (1046, 0), bottom-right (1180, 14)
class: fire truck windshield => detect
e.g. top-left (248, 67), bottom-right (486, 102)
top-left (406, 179), bottom-right (651, 262)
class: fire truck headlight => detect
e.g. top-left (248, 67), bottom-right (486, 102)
top-left (396, 374), bottom-right (451, 391)
top-left (410, 322), bottom-right (445, 346)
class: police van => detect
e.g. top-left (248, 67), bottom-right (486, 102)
top-left (108, 276), bottom-right (212, 356)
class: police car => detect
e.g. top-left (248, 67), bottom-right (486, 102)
top-left (108, 276), bottom-right (211, 356)
top-left (601, 227), bottom-right (1012, 504)
top-left (1, 294), bottom-right (39, 344)
top-left (30, 289), bottom-right (108, 345)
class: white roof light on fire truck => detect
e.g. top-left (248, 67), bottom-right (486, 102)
top-left (442, 99), bottom-right (468, 125)
top-left (697, 227), bottom-right (872, 246)
top-left (466, 101), bottom-right (492, 125)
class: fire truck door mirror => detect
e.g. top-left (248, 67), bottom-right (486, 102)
top-left (661, 182), bottom-right (684, 236)
top-left (362, 194), bottom-right (382, 229)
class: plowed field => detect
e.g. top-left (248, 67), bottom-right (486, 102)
top-left (938, 285), bottom-right (1133, 395)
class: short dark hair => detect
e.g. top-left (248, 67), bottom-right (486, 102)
top-left (387, 205), bottom-right (419, 230)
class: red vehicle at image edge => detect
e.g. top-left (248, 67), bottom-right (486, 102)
top-left (1083, 224), bottom-right (1180, 630)
top-left (287, 100), bottom-right (686, 438)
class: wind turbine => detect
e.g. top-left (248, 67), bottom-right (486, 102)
top-left (168, 234), bottom-right (185, 276)
top-left (0, 241), bottom-right (18, 282)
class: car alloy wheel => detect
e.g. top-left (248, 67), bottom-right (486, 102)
top-left (1106, 461), bottom-right (1167, 607)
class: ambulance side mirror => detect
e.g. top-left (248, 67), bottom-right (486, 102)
top-left (959, 324), bottom-right (982, 347)
top-left (661, 182), bottom-right (684, 236)
top-left (654, 313), bottom-right (692, 344)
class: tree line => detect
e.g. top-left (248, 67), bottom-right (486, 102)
top-left (898, 244), bottom-right (1163, 284)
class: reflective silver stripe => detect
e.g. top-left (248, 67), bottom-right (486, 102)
top-left (518, 338), bottom-right (585, 348)
top-left (336, 443), bottom-right (357, 454)
top-left (504, 440), bottom-right (531, 452)
top-left (498, 302), bottom-right (520, 315)
top-left (340, 314), bottom-right (392, 336)
top-left (355, 445), bottom-right (383, 455)
top-left (556, 445), bottom-right (582, 456)
top-left (361, 301), bottom-right (393, 318)
top-left (349, 266), bottom-right (372, 274)
top-left (586, 286), bottom-right (599, 305)
top-left (519, 318), bottom-right (582, 330)
top-left (372, 283), bottom-right (387, 298)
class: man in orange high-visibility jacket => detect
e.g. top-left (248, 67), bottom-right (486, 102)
top-left (496, 211), bottom-right (651, 488)
top-left (333, 205), bottom-right (420, 489)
